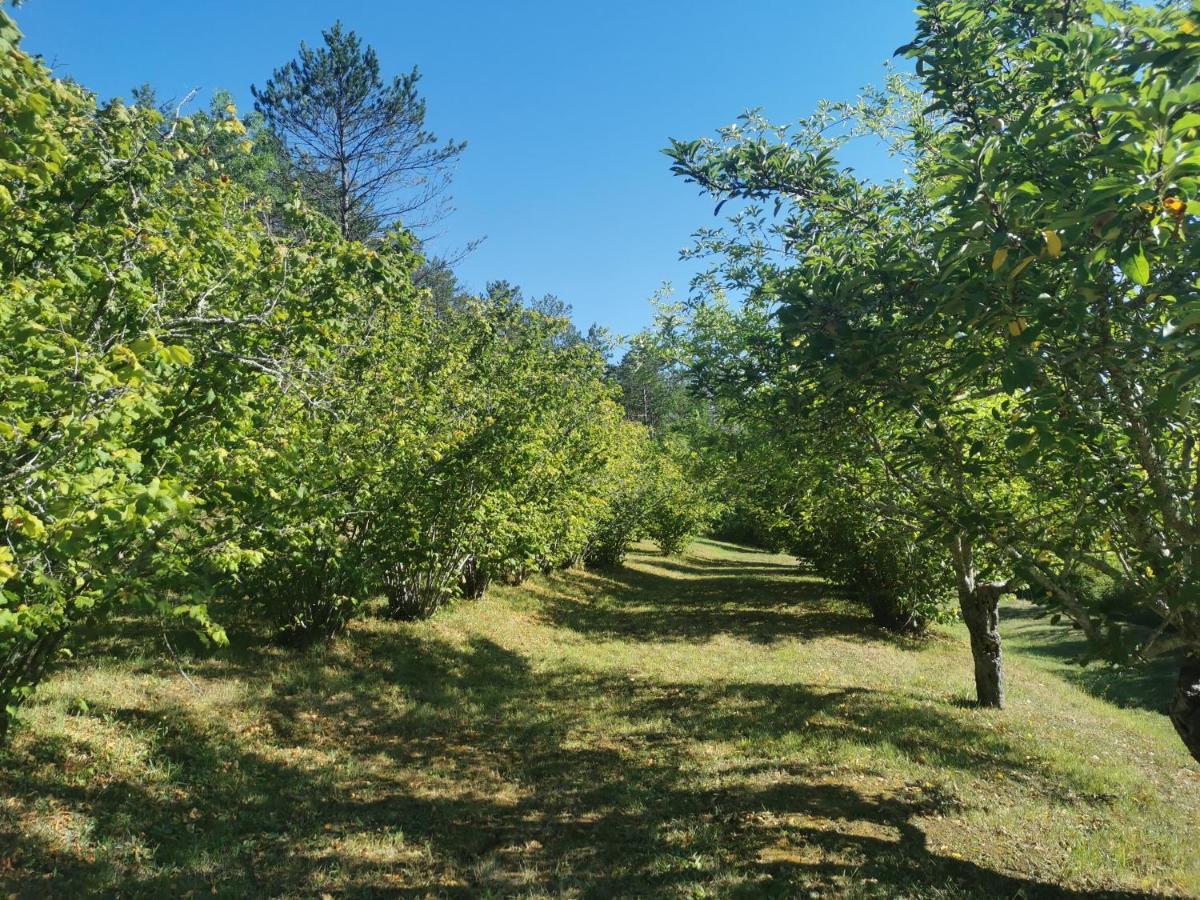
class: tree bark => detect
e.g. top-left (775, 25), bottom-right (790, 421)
top-left (867, 593), bottom-right (925, 635)
top-left (460, 555), bottom-right (490, 601)
top-left (1170, 657), bottom-right (1200, 765)
top-left (951, 536), bottom-right (1006, 708)
top-left (960, 583), bottom-right (1005, 708)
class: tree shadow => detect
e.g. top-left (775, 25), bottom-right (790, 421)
top-left (2, 621), bottom-right (1176, 899)
top-left (1001, 602), bottom-right (1179, 714)
top-left (0, 542), bottom-right (1186, 898)
top-left (538, 554), bottom-right (912, 649)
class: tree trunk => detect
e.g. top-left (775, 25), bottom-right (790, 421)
top-left (460, 555), bottom-right (490, 601)
top-left (0, 628), bottom-right (67, 744)
top-left (1170, 657), bottom-right (1200, 764)
top-left (950, 536), bottom-right (1006, 709)
top-left (866, 593), bottom-right (926, 635)
top-left (960, 584), bottom-right (1005, 708)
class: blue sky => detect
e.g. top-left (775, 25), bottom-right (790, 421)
top-left (11, 0), bottom-right (918, 337)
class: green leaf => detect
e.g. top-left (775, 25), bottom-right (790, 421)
top-left (1120, 246), bottom-right (1150, 286)
top-left (1090, 93), bottom-right (1129, 110)
top-left (165, 345), bottom-right (194, 366)
top-left (1172, 112), bottom-right (1200, 134)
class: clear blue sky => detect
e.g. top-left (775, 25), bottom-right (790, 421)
top-left (11, 0), bottom-right (918, 337)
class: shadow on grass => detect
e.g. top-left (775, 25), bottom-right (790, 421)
top-left (1002, 602), bottom-right (1179, 714)
top-left (0, 616), bottom-right (1174, 899)
top-left (536, 548), bottom-right (923, 651)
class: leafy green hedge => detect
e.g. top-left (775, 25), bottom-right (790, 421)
top-left (0, 11), bottom-right (684, 737)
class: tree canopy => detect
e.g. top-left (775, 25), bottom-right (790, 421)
top-left (665, 0), bottom-right (1200, 760)
top-left (252, 21), bottom-right (466, 240)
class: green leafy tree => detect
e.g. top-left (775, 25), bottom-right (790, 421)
top-left (612, 337), bottom-right (697, 431)
top-left (583, 424), bottom-right (656, 569)
top-left (664, 84), bottom-right (1082, 703)
top-left (902, 0), bottom-right (1200, 757)
top-left (641, 435), bottom-right (714, 556)
top-left (665, 0), bottom-right (1200, 762)
top-left (0, 11), bottom-right (376, 734)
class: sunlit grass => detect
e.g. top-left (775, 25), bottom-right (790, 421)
top-left (2, 538), bottom-right (1197, 898)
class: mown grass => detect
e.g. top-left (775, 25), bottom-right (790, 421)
top-left (1, 539), bottom-right (1198, 898)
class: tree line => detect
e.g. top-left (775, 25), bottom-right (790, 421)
top-left (7, 0), bottom-right (1200, 774)
top-left (658, 0), bottom-right (1200, 764)
top-left (0, 12), bottom-right (711, 739)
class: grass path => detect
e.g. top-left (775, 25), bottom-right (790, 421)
top-left (2, 539), bottom-right (1199, 898)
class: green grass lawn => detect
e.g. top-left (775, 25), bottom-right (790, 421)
top-left (2, 539), bottom-right (1198, 898)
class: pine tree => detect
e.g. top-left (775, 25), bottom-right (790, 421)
top-left (252, 22), bottom-right (465, 241)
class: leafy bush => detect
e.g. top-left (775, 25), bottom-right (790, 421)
top-left (0, 10), bottom-right (637, 732)
top-left (362, 295), bottom-right (627, 619)
top-left (583, 424), bottom-right (654, 569)
top-left (709, 505), bottom-right (777, 552)
top-left (795, 495), bottom-right (952, 635)
top-left (642, 441), bottom-right (713, 556)
top-left (801, 504), bottom-right (950, 638)
top-left (0, 24), bottom-right (355, 731)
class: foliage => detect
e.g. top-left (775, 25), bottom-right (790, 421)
top-left (582, 422), bottom-right (655, 569)
top-left (641, 435), bottom-right (714, 556)
top-left (664, 0), bottom-right (1200, 757)
top-left (229, 228), bottom-right (429, 642)
top-left (370, 294), bottom-right (625, 621)
top-left (796, 487), bottom-right (954, 634)
top-left (0, 12), bottom-right (350, 734)
top-left (252, 21), bottom-right (466, 239)
top-left (611, 334), bottom-right (697, 431)
top-left (0, 9), bottom-right (637, 734)
top-left (903, 0), bottom-right (1200, 751)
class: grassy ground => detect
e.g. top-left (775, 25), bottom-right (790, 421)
top-left (2, 539), bottom-right (1198, 899)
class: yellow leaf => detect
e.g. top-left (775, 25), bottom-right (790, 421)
top-left (1009, 256), bottom-right (1036, 280)
top-left (0, 548), bottom-right (16, 582)
top-left (992, 248), bottom-right (1009, 272)
top-left (165, 345), bottom-right (194, 366)
top-left (1043, 230), bottom-right (1062, 258)
top-left (1007, 318), bottom-right (1028, 337)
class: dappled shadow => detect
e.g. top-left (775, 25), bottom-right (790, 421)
top-left (0, 543), bottom-right (1186, 898)
top-left (1, 704), bottom-right (341, 897)
top-left (1002, 601), bottom-right (1179, 714)
top-left (536, 551), bottom-right (904, 648)
top-left (1, 618), bottom-right (1176, 898)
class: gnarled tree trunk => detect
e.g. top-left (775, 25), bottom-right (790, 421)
top-left (951, 536), bottom-right (1007, 709)
top-left (1170, 657), bottom-right (1200, 765)
top-left (959, 582), bottom-right (1005, 708)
